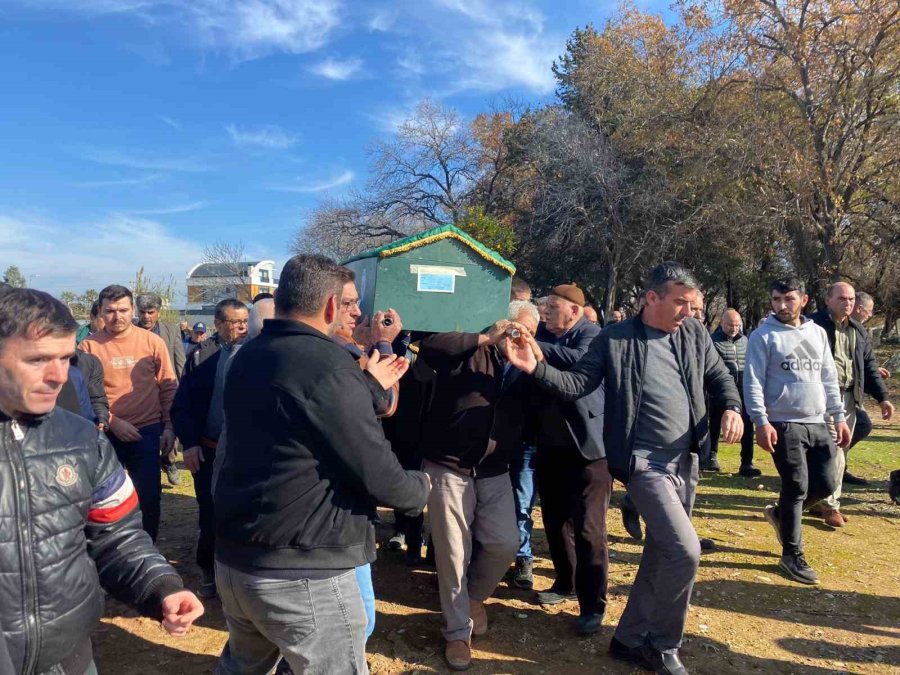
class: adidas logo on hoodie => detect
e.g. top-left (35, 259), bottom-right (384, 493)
top-left (743, 314), bottom-right (845, 425)
top-left (780, 337), bottom-right (824, 372)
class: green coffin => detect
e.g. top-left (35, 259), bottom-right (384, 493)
top-left (342, 224), bottom-right (515, 334)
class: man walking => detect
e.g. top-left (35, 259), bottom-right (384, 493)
top-left (530, 284), bottom-right (609, 638)
top-left (810, 283), bottom-right (892, 521)
top-left (744, 278), bottom-right (852, 583)
top-left (213, 254), bottom-right (430, 674)
top-left (417, 302), bottom-right (538, 670)
top-left (171, 298), bottom-right (249, 599)
top-left (80, 285), bottom-right (178, 540)
top-left (0, 288), bottom-right (203, 674)
top-left (506, 262), bottom-right (743, 675)
top-left (137, 292), bottom-right (186, 486)
top-left (710, 308), bottom-right (760, 476)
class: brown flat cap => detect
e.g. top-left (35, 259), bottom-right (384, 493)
top-left (550, 283), bottom-right (585, 307)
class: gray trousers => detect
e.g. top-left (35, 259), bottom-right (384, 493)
top-left (214, 562), bottom-right (368, 675)
top-left (424, 460), bottom-right (519, 643)
top-left (615, 451), bottom-right (700, 653)
top-left (822, 389), bottom-right (858, 510)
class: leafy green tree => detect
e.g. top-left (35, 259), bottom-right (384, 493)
top-left (3, 266), bottom-right (27, 288)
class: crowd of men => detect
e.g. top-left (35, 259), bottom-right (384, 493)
top-left (0, 256), bottom-right (894, 675)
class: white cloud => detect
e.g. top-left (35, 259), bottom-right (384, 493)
top-left (310, 57), bottom-right (363, 81)
top-left (75, 145), bottom-right (214, 172)
top-left (126, 201), bottom-right (208, 215)
top-left (0, 212), bottom-right (204, 301)
top-left (226, 123), bottom-right (298, 149)
top-left (12, 0), bottom-right (343, 61)
top-left (268, 169), bottom-right (354, 193)
top-left (72, 173), bottom-right (163, 188)
top-left (430, 0), bottom-right (559, 94)
top-left (368, 10), bottom-right (396, 32)
top-left (159, 115), bottom-right (181, 130)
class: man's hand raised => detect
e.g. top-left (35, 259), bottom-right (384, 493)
top-left (504, 336), bottom-right (537, 374)
top-left (365, 353), bottom-right (409, 390)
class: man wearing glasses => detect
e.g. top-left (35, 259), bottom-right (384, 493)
top-left (171, 298), bottom-right (249, 599)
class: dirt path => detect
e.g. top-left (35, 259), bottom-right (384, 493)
top-left (94, 416), bottom-right (900, 674)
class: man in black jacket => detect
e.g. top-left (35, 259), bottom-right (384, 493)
top-left (213, 254), bottom-right (430, 675)
top-left (507, 262), bottom-right (742, 675)
top-left (0, 288), bottom-right (203, 675)
top-left (710, 308), bottom-right (759, 476)
top-left (810, 282), bottom-right (893, 525)
top-left (417, 303), bottom-right (538, 671)
top-left (529, 284), bottom-right (610, 639)
top-left (171, 298), bottom-right (249, 600)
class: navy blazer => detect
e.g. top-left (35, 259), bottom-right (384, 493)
top-left (535, 316), bottom-right (605, 460)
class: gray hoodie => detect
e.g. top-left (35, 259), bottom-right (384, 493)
top-left (744, 315), bottom-right (846, 426)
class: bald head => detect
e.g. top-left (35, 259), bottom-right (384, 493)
top-left (720, 308), bottom-right (743, 338)
top-left (248, 298), bottom-right (275, 339)
top-left (826, 282), bottom-right (855, 322)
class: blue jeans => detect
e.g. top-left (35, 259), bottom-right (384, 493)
top-left (216, 562), bottom-right (368, 675)
top-left (510, 444), bottom-right (538, 559)
top-left (108, 423), bottom-right (162, 541)
top-left (355, 564), bottom-right (375, 640)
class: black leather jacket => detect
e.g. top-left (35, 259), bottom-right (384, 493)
top-left (0, 408), bottom-right (183, 674)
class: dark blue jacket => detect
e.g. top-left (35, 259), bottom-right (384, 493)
top-left (534, 316), bottom-right (605, 460)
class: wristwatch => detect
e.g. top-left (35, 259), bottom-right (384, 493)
top-left (726, 405), bottom-right (742, 414)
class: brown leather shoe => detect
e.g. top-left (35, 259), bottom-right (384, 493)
top-left (840, 511), bottom-right (849, 523)
top-left (823, 509), bottom-right (844, 528)
top-left (445, 640), bottom-right (471, 671)
top-left (470, 599), bottom-right (488, 636)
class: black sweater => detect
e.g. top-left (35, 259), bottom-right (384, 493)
top-left (214, 319), bottom-right (430, 571)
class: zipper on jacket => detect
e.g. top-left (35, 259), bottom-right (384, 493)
top-left (628, 337), bottom-right (649, 453)
top-left (7, 420), bottom-right (41, 675)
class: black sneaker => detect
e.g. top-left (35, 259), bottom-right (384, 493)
top-left (763, 504), bottom-right (782, 547)
top-left (165, 464), bottom-right (182, 486)
top-left (739, 464), bottom-right (762, 477)
top-left (513, 556), bottom-right (534, 590)
top-left (890, 470), bottom-right (900, 505)
top-left (842, 471), bottom-right (869, 486)
top-left (536, 587), bottom-right (575, 605)
top-left (387, 532), bottom-right (405, 551)
top-left (779, 553), bottom-right (819, 585)
top-left (621, 501), bottom-right (643, 541)
top-left (701, 456), bottom-right (721, 472)
top-left (576, 612), bottom-right (603, 636)
top-left (699, 538), bottom-right (716, 552)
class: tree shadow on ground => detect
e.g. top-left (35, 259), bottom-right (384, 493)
top-left (93, 622), bottom-right (218, 674)
top-left (777, 637), bottom-right (900, 668)
top-left (688, 579), bottom-right (900, 639)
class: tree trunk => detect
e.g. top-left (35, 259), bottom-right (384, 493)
top-left (884, 309), bottom-right (897, 339)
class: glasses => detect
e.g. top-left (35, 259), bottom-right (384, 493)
top-left (341, 299), bottom-right (361, 309)
top-left (224, 319), bottom-right (249, 326)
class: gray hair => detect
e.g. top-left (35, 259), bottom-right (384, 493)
top-left (248, 298), bottom-right (275, 339)
top-left (644, 261), bottom-right (699, 297)
top-left (508, 300), bottom-right (539, 324)
top-left (135, 292), bottom-right (163, 311)
top-left (534, 296), bottom-right (549, 307)
top-left (855, 291), bottom-right (873, 307)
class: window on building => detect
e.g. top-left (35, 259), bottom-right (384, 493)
top-left (259, 269), bottom-right (270, 283)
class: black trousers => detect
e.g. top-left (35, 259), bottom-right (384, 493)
top-left (771, 422), bottom-right (838, 556)
top-left (194, 444), bottom-right (217, 571)
top-left (709, 403), bottom-right (755, 466)
top-left (536, 445), bottom-right (612, 616)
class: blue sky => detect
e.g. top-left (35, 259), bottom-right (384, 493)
top-left (0, 0), bottom-right (664, 300)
